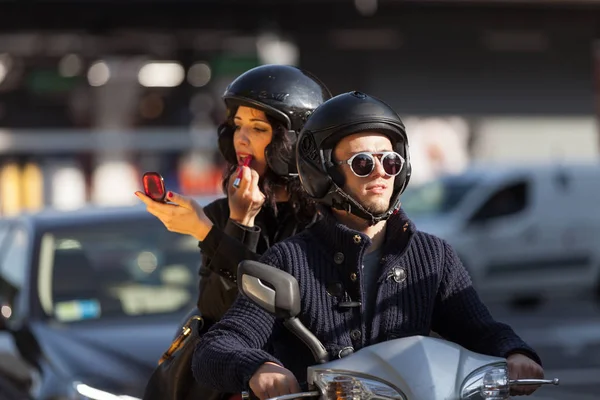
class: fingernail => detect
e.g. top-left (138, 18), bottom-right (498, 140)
top-left (134, 192), bottom-right (139, 197)
top-left (167, 191), bottom-right (173, 198)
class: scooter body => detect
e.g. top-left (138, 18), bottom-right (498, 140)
top-left (236, 260), bottom-right (559, 400)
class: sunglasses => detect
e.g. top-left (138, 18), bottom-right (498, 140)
top-left (336, 151), bottom-right (405, 178)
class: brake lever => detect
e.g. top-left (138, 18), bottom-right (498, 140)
top-left (509, 378), bottom-right (560, 386)
top-left (264, 391), bottom-right (320, 400)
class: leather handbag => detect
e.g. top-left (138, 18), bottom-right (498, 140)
top-left (142, 314), bottom-right (224, 400)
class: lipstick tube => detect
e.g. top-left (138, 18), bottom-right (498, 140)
top-left (233, 156), bottom-right (252, 188)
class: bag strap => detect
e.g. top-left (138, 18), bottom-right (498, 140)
top-left (158, 315), bottom-right (204, 365)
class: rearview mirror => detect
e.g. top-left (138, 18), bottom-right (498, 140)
top-left (237, 260), bottom-right (301, 319)
top-left (238, 260), bottom-right (330, 364)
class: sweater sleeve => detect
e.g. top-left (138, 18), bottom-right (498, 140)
top-left (431, 240), bottom-right (542, 366)
top-left (192, 247), bottom-right (286, 393)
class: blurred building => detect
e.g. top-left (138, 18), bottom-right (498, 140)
top-left (0, 0), bottom-right (599, 213)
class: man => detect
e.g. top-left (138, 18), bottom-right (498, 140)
top-left (192, 91), bottom-right (544, 399)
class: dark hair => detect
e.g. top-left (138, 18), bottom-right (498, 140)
top-left (219, 108), bottom-right (316, 223)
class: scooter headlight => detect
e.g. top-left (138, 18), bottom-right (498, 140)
top-left (311, 370), bottom-right (406, 400)
top-left (460, 363), bottom-right (510, 400)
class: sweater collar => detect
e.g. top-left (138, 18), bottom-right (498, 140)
top-left (310, 206), bottom-right (416, 254)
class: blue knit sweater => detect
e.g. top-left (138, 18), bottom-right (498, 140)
top-left (192, 208), bottom-right (540, 392)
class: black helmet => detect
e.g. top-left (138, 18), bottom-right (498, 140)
top-left (217, 64), bottom-right (332, 177)
top-left (296, 91), bottom-right (412, 225)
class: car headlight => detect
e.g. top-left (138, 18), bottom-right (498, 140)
top-left (460, 363), bottom-right (510, 400)
top-left (311, 370), bottom-right (406, 400)
top-left (72, 382), bottom-right (141, 400)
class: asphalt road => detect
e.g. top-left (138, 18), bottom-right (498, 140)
top-left (486, 298), bottom-right (600, 400)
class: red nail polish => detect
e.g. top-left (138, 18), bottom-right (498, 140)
top-left (167, 191), bottom-right (173, 198)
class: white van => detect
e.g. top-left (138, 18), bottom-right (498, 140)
top-left (401, 161), bottom-right (600, 305)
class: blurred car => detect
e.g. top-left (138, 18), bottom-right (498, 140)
top-left (401, 162), bottom-right (600, 307)
top-left (0, 195), bottom-right (222, 400)
top-left (0, 350), bottom-right (33, 400)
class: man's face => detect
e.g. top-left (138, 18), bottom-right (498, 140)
top-left (333, 132), bottom-right (400, 215)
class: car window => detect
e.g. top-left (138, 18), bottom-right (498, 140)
top-left (401, 175), bottom-right (481, 216)
top-left (0, 225), bottom-right (30, 321)
top-left (470, 181), bottom-right (529, 222)
top-left (37, 218), bottom-right (201, 323)
top-left (0, 224), bottom-right (10, 249)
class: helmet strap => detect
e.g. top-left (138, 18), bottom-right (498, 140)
top-left (329, 186), bottom-right (400, 226)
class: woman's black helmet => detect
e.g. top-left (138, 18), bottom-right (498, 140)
top-left (218, 64), bottom-right (332, 176)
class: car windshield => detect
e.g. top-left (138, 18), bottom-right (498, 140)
top-left (37, 218), bottom-right (201, 323)
top-left (401, 175), bottom-right (481, 217)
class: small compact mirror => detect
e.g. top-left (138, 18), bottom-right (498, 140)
top-left (143, 172), bottom-right (166, 202)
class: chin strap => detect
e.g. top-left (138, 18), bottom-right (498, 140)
top-left (329, 187), bottom-right (401, 226)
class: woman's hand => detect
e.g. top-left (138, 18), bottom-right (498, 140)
top-left (227, 165), bottom-right (266, 227)
top-left (135, 191), bottom-right (214, 242)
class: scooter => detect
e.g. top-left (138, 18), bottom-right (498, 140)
top-left (237, 260), bottom-right (560, 400)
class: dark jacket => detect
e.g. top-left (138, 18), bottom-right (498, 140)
top-left (198, 198), bottom-right (313, 322)
top-left (192, 208), bottom-right (541, 393)
top-left (176, 198), bottom-right (315, 400)
top-left (143, 198), bottom-right (315, 400)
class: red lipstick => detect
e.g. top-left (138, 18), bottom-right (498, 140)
top-left (233, 155), bottom-right (252, 188)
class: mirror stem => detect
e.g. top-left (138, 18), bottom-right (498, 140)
top-left (283, 317), bottom-right (330, 364)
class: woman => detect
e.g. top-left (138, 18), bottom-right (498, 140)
top-left (136, 64), bottom-right (332, 400)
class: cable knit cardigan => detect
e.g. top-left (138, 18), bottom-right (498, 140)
top-left (192, 208), bottom-right (541, 392)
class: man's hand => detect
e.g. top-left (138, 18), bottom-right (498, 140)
top-left (249, 362), bottom-right (301, 400)
top-left (507, 353), bottom-right (544, 396)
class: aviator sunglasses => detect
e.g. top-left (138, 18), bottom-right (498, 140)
top-left (336, 151), bottom-right (405, 178)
